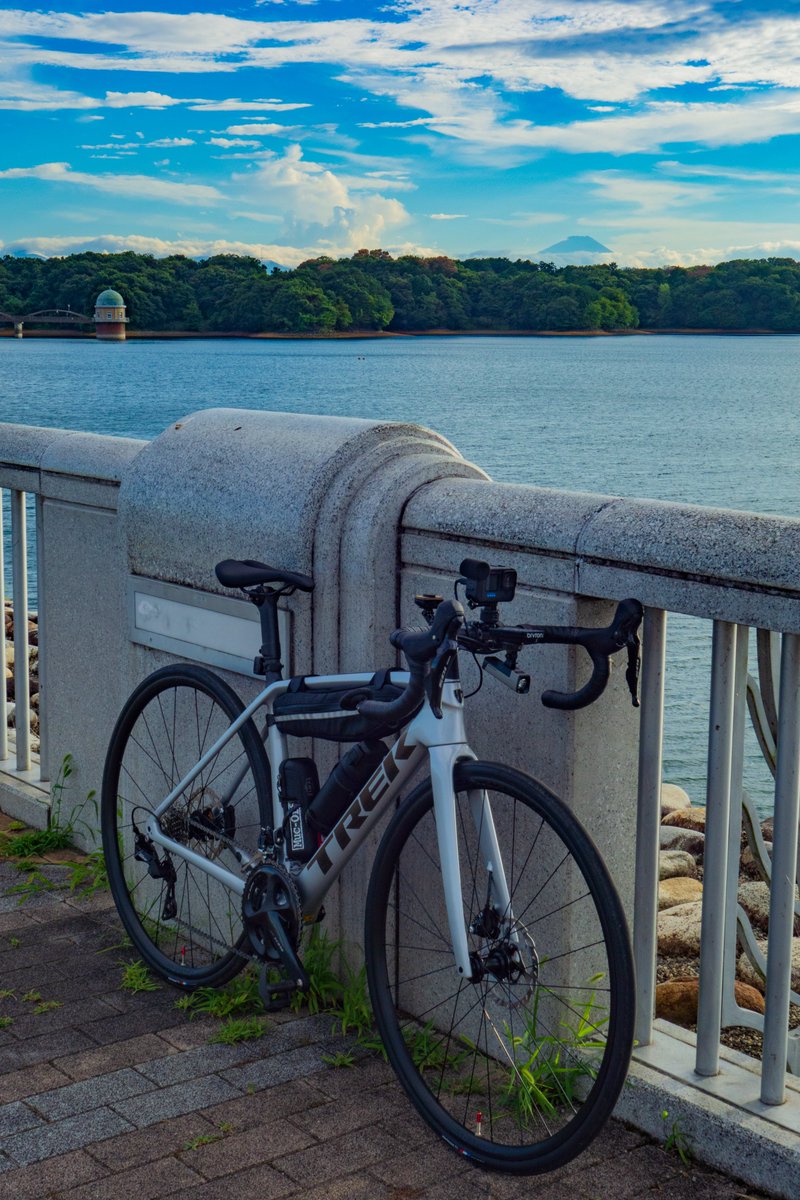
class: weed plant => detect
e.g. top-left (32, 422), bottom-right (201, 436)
top-left (120, 960), bottom-right (160, 993)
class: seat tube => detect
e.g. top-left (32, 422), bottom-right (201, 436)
top-left (429, 744), bottom-right (474, 980)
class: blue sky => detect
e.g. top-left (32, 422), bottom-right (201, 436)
top-left (1, 0), bottom-right (799, 266)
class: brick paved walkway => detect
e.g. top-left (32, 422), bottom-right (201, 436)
top-left (0, 859), bottom-right (768, 1200)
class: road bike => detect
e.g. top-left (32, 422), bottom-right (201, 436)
top-left (101, 555), bottom-right (643, 1174)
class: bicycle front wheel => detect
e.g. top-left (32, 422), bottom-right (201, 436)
top-left (365, 761), bottom-right (634, 1174)
top-left (102, 664), bottom-right (271, 989)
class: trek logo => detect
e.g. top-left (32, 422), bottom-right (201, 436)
top-left (289, 806), bottom-right (305, 852)
top-left (311, 732), bottom-right (416, 875)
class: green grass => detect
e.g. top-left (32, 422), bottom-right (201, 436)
top-left (176, 969), bottom-right (260, 1020)
top-left (0, 989), bottom-right (14, 1000)
top-left (0, 756), bottom-right (109, 901)
top-left (33, 999), bottom-right (62, 1015)
top-left (120, 960), bottom-right (160, 993)
top-left (209, 1016), bottom-right (270, 1045)
top-left (22, 989), bottom-right (42, 1003)
top-left (0, 1016), bottom-right (13, 1029)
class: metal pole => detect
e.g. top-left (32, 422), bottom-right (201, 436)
top-left (633, 607), bottom-right (667, 1047)
top-left (34, 494), bottom-right (48, 782)
top-left (761, 632), bottom-right (800, 1105)
top-left (696, 621), bottom-right (737, 1077)
top-left (721, 626), bottom-right (749, 1024)
top-left (0, 489), bottom-right (7, 761)
top-left (10, 490), bottom-right (30, 772)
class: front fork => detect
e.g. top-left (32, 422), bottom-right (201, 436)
top-left (428, 746), bottom-right (516, 981)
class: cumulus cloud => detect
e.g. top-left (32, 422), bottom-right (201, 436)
top-left (238, 144), bottom-right (411, 256)
top-left (0, 162), bottom-right (222, 204)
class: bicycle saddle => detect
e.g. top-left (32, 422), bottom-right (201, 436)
top-left (215, 559), bottom-right (314, 592)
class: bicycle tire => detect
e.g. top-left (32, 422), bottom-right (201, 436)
top-left (101, 664), bottom-right (271, 989)
top-left (365, 760), bottom-right (634, 1174)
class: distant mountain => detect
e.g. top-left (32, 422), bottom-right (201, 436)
top-left (539, 236), bottom-right (612, 254)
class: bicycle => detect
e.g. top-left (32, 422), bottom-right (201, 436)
top-left (101, 555), bottom-right (643, 1175)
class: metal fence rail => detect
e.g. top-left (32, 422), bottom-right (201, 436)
top-left (1, 485), bottom-right (43, 782)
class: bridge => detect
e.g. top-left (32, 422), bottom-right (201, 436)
top-left (0, 308), bottom-right (93, 337)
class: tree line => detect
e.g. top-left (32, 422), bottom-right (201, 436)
top-left (1, 249), bottom-right (799, 334)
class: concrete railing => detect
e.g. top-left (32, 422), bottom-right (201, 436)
top-left (0, 409), bottom-right (798, 1196)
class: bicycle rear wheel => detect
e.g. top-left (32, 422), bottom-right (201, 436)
top-left (101, 664), bottom-right (271, 989)
top-left (365, 760), bottom-right (634, 1174)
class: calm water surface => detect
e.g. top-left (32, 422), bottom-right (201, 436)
top-left (4, 334), bottom-right (799, 811)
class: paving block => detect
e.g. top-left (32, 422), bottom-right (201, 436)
top-left (168, 1161), bottom-right (297, 1200)
top-left (221, 1044), bottom-right (342, 1094)
top-left (112, 1073), bottom-right (240, 1129)
top-left (291, 1174), bottom-right (394, 1200)
top-left (199, 1078), bottom-right (328, 1132)
top-left (90, 1112), bottom-right (220, 1171)
top-left (0, 1028), bottom-right (96, 1074)
top-left (0, 1150), bottom-right (107, 1200)
top-left (0, 1062), bottom-right (72, 1104)
top-left (0, 1099), bottom-right (43, 1137)
top-left (274, 1124), bottom-right (406, 1186)
top-left (53, 1154), bottom-right (203, 1200)
top-left (291, 1089), bottom-right (406, 1141)
top-left (8, 996), bottom-right (117, 1040)
top-left (28, 1066), bottom-right (156, 1120)
top-left (179, 1120), bottom-right (314, 1180)
top-left (53, 1033), bottom-right (176, 1082)
top-left (2, 1106), bottom-right (134, 1166)
top-left (136, 1042), bottom-right (271, 1088)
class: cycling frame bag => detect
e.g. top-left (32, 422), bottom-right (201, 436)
top-left (272, 670), bottom-right (407, 742)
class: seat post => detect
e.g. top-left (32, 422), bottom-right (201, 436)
top-left (253, 590), bottom-right (283, 680)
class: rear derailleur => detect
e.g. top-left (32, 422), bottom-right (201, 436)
top-left (241, 862), bottom-right (310, 1011)
top-left (132, 820), bottom-right (178, 921)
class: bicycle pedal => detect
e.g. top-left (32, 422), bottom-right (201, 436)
top-left (258, 965), bottom-right (297, 1012)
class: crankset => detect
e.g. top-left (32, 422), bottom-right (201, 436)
top-left (241, 863), bottom-right (309, 1011)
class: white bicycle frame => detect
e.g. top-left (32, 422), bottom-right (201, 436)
top-left (143, 668), bottom-right (514, 979)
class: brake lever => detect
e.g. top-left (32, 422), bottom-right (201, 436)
top-left (625, 632), bottom-right (641, 708)
top-left (428, 645), bottom-right (456, 718)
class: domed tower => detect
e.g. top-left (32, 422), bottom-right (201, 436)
top-left (94, 288), bottom-right (128, 341)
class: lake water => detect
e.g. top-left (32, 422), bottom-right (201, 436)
top-left (4, 333), bottom-right (800, 813)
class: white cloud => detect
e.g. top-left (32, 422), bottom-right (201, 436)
top-left (239, 143), bottom-right (411, 256)
top-left (188, 99), bottom-right (311, 112)
top-left (583, 170), bottom-right (720, 210)
top-left (0, 229), bottom-right (435, 268)
top-left (146, 137), bottom-right (195, 148)
top-left (429, 212), bottom-right (467, 219)
top-left (0, 162), bottom-right (222, 204)
top-left (208, 137), bottom-right (264, 149)
top-left (224, 123), bottom-right (297, 136)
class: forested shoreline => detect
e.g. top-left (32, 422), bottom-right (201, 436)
top-left (2, 249), bottom-right (800, 334)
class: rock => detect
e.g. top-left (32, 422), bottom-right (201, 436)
top-left (662, 806), bottom-right (706, 832)
top-left (657, 901), bottom-right (704, 956)
top-left (761, 818), bottom-right (774, 842)
top-left (737, 937), bottom-right (800, 994)
top-left (659, 826), bottom-right (705, 858)
top-left (4, 643), bottom-right (13, 667)
top-left (741, 842), bottom-right (772, 880)
top-left (659, 849), bottom-right (698, 881)
top-left (659, 877), bottom-right (703, 910)
top-left (738, 880), bottom-right (800, 936)
top-left (661, 783), bottom-right (692, 820)
top-left (656, 978), bottom-right (765, 1028)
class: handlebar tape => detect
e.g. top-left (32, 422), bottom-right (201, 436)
top-left (389, 599), bottom-right (465, 665)
top-left (356, 599), bottom-right (465, 723)
top-left (539, 598), bottom-right (643, 711)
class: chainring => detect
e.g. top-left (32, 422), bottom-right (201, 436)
top-left (241, 862), bottom-right (302, 962)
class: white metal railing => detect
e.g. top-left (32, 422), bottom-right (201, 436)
top-left (1, 485), bottom-right (46, 783)
top-left (633, 610), bottom-right (800, 1106)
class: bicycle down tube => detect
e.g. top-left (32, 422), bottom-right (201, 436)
top-left (144, 675), bottom-right (503, 981)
